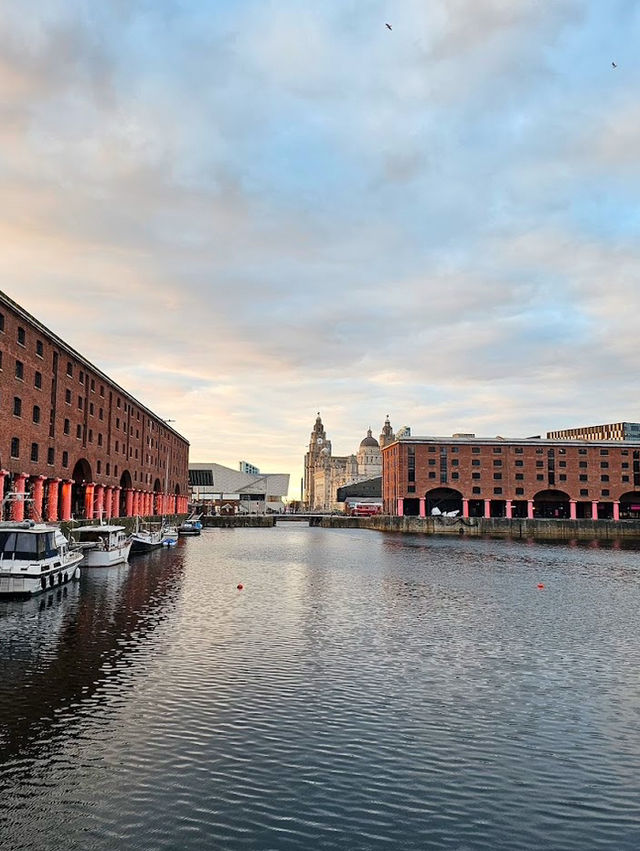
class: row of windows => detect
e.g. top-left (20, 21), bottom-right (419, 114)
top-left (466, 487), bottom-right (610, 497)
top-left (418, 445), bottom-right (639, 457)
top-left (0, 316), bottom-right (45, 357)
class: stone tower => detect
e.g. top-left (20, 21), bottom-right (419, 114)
top-left (379, 415), bottom-right (395, 449)
top-left (304, 413), bottom-right (331, 507)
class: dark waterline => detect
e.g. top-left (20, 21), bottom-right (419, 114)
top-left (1, 528), bottom-right (640, 850)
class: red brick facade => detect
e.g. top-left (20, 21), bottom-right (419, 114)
top-left (383, 437), bottom-right (640, 520)
top-left (0, 291), bottom-right (189, 521)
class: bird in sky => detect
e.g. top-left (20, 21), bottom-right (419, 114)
top-left (612, 61), bottom-right (617, 68)
top-left (386, 23), bottom-right (392, 30)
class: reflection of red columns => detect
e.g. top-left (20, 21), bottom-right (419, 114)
top-left (397, 498), bottom-right (404, 517)
top-left (112, 487), bottom-right (121, 518)
top-left (527, 500), bottom-right (534, 519)
top-left (484, 499), bottom-right (491, 518)
top-left (95, 485), bottom-right (104, 520)
top-left (505, 499), bottom-right (512, 519)
top-left (591, 500), bottom-right (599, 520)
top-left (61, 480), bottom-right (73, 521)
top-left (570, 499), bottom-right (577, 520)
top-left (125, 489), bottom-right (133, 517)
top-left (46, 479), bottom-right (61, 522)
top-left (12, 473), bottom-right (28, 521)
top-left (32, 476), bottom-right (46, 520)
top-left (419, 498), bottom-right (426, 518)
top-left (84, 483), bottom-right (95, 519)
top-left (104, 487), bottom-right (113, 519)
top-left (462, 498), bottom-right (469, 518)
top-left (613, 501), bottom-right (620, 521)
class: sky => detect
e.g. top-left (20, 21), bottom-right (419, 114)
top-left (1, 0), bottom-right (640, 497)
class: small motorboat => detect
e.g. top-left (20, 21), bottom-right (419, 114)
top-left (178, 521), bottom-right (201, 537)
top-left (0, 520), bottom-right (82, 597)
top-left (73, 524), bottom-right (132, 567)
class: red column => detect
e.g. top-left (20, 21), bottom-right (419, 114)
top-left (462, 498), bottom-right (469, 518)
top-left (484, 499), bottom-right (491, 518)
top-left (125, 489), bottom-right (133, 517)
top-left (133, 490), bottom-right (140, 516)
top-left (112, 487), bottom-right (120, 518)
top-left (570, 499), bottom-right (577, 520)
top-left (104, 487), bottom-right (113, 519)
top-left (12, 473), bottom-right (28, 521)
top-left (527, 500), bottom-right (534, 519)
top-left (147, 492), bottom-right (153, 515)
top-left (31, 476), bottom-right (46, 521)
top-left (397, 498), bottom-right (404, 517)
top-left (613, 501), bottom-right (620, 521)
top-left (591, 500), bottom-right (599, 520)
top-left (46, 478), bottom-right (60, 522)
top-left (84, 483), bottom-right (95, 519)
top-left (505, 499), bottom-right (512, 519)
top-left (419, 498), bottom-right (426, 518)
top-left (95, 485), bottom-right (105, 520)
top-left (61, 480), bottom-right (73, 521)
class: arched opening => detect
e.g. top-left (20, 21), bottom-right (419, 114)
top-left (119, 469), bottom-right (132, 516)
top-left (71, 459), bottom-right (92, 519)
top-left (619, 492), bottom-right (640, 519)
top-left (153, 477), bottom-right (162, 516)
top-left (425, 487), bottom-right (463, 516)
top-left (533, 489), bottom-right (570, 519)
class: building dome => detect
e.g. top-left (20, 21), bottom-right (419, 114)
top-left (360, 428), bottom-right (379, 448)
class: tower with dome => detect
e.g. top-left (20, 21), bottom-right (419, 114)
top-left (303, 413), bottom-right (395, 510)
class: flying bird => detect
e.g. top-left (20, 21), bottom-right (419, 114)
top-left (612, 61), bottom-right (617, 68)
top-left (386, 23), bottom-right (392, 30)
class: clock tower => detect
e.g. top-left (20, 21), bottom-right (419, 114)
top-left (304, 412), bottom-right (331, 507)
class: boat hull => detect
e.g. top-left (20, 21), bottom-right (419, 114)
top-left (0, 558), bottom-right (82, 597)
top-left (81, 541), bottom-right (133, 567)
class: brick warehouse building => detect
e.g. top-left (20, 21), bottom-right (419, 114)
top-left (0, 290), bottom-right (189, 522)
top-left (382, 435), bottom-right (640, 521)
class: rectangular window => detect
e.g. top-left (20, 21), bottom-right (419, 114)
top-left (36, 339), bottom-right (44, 358)
top-left (622, 475), bottom-right (630, 482)
top-left (62, 451), bottom-right (68, 467)
top-left (514, 447), bottom-right (523, 454)
top-left (67, 361), bottom-right (73, 377)
top-left (493, 487), bottom-right (502, 494)
top-left (64, 418), bottom-right (70, 435)
top-left (17, 327), bottom-right (25, 346)
top-left (79, 369), bottom-right (84, 384)
top-left (451, 472), bottom-right (459, 479)
top-left (578, 449), bottom-right (587, 455)
top-left (515, 473), bottom-right (524, 480)
top-left (601, 489), bottom-right (610, 496)
top-left (34, 371), bottom-right (42, 389)
top-left (600, 449), bottom-right (609, 455)
top-left (30, 442), bottom-right (38, 462)
top-left (559, 474), bottom-right (567, 481)
top-left (579, 461), bottom-right (587, 468)
top-left (515, 460), bottom-right (523, 467)
top-left (89, 402), bottom-right (94, 415)
top-left (47, 447), bottom-right (54, 465)
top-left (65, 389), bottom-right (71, 404)
top-left (579, 474), bottom-right (588, 482)
top-left (622, 462), bottom-right (629, 469)
top-left (493, 459), bottom-right (502, 467)
top-left (536, 474), bottom-right (544, 481)
top-left (76, 424), bottom-right (82, 438)
top-left (536, 461), bottom-right (543, 468)
top-left (472, 472), bottom-right (480, 480)
top-left (100, 384), bottom-right (104, 396)
top-left (493, 447), bottom-right (502, 454)
top-left (13, 397), bottom-right (21, 417)
top-left (601, 475), bottom-right (609, 482)
top-left (600, 461), bottom-right (609, 468)
top-left (472, 459), bottom-right (480, 466)
top-left (472, 486), bottom-right (481, 494)
top-left (10, 437), bottom-right (19, 458)
top-left (0, 312), bottom-right (4, 332)
top-left (559, 461), bottom-right (566, 467)
top-left (515, 487), bottom-right (524, 495)
top-left (99, 408), bottom-right (103, 420)
top-left (78, 396), bottom-right (83, 410)
top-left (15, 360), bottom-right (23, 380)
top-left (428, 471), bottom-right (436, 479)
top-left (472, 447), bottom-right (481, 454)
top-left (493, 473), bottom-right (502, 480)
top-left (580, 488), bottom-right (588, 496)
top-left (98, 433), bottom-right (103, 447)
top-left (32, 405), bottom-right (40, 423)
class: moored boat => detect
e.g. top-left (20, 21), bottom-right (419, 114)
top-left (73, 525), bottom-right (132, 567)
top-left (178, 521), bottom-right (201, 536)
top-left (0, 520), bottom-right (83, 597)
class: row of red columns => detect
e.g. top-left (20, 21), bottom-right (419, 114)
top-left (397, 497), bottom-right (621, 520)
top-left (0, 471), bottom-right (188, 522)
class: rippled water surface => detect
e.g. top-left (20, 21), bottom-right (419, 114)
top-left (2, 527), bottom-right (640, 850)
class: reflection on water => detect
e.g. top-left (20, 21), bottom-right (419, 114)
top-left (1, 529), bottom-right (640, 850)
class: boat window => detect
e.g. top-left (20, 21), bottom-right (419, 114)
top-left (78, 531), bottom-right (107, 543)
top-left (0, 532), bottom-right (55, 559)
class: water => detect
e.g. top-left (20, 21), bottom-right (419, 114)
top-left (1, 527), bottom-right (640, 850)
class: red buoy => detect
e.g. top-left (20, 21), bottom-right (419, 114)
top-left (537, 583), bottom-right (544, 590)
top-left (237, 583), bottom-right (244, 591)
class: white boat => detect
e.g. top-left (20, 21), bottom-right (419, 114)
top-left (73, 524), bottom-right (132, 567)
top-left (178, 520), bottom-right (201, 536)
top-left (0, 519), bottom-right (82, 597)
